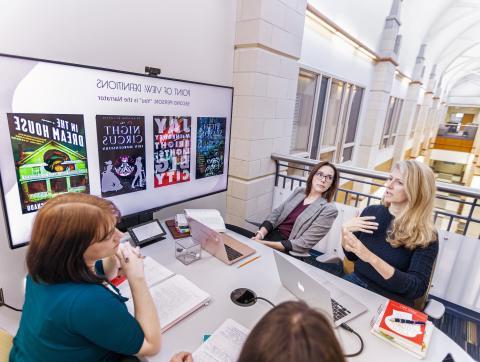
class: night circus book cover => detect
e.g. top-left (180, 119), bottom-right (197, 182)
top-left (195, 117), bottom-right (226, 179)
top-left (96, 115), bottom-right (146, 197)
top-left (7, 113), bottom-right (90, 214)
top-left (153, 116), bottom-right (191, 187)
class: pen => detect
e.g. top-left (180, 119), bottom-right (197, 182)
top-left (392, 318), bottom-right (426, 325)
top-left (237, 255), bottom-right (261, 269)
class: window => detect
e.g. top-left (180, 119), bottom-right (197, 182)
top-left (380, 96), bottom-right (403, 149)
top-left (291, 70), bottom-right (317, 154)
top-left (51, 178), bottom-right (68, 193)
top-left (342, 86), bottom-right (363, 162)
top-left (27, 180), bottom-right (47, 194)
top-left (319, 79), bottom-right (364, 163)
top-left (291, 70), bottom-right (364, 163)
top-left (70, 175), bottom-right (86, 188)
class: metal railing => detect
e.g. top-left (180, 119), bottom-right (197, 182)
top-left (272, 153), bottom-right (480, 238)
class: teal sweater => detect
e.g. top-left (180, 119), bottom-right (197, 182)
top-left (10, 274), bottom-right (144, 362)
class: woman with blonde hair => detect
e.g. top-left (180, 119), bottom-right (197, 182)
top-left (341, 160), bottom-right (438, 307)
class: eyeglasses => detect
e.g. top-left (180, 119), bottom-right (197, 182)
top-left (314, 172), bottom-right (334, 182)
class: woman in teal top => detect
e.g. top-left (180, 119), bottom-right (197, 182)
top-left (10, 193), bottom-right (162, 361)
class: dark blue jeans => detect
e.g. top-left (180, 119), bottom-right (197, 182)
top-left (343, 272), bottom-right (368, 289)
top-left (298, 250), bottom-right (344, 277)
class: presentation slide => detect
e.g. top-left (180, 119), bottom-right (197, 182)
top-left (0, 54), bottom-right (233, 248)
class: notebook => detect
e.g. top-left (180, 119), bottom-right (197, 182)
top-left (118, 256), bottom-right (210, 332)
top-left (184, 209), bottom-right (226, 232)
top-left (193, 319), bottom-right (250, 362)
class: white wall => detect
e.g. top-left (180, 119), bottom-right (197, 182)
top-left (0, 0), bottom-right (235, 311)
top-left (301, 18), bottom-right (374, 87)
top-left (307, 0), bottom-right (390, 52)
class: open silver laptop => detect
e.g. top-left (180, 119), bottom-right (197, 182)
top-left (189, 217), bottom-right (255, 265)
top-left (273, 251), bottom-right (367, 327)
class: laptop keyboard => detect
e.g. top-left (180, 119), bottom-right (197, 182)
top-left (224, 244), bottom-right (243, 261)
top-left (331, 299), bottom-right (351, 322)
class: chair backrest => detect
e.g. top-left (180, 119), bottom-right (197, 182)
top-left (0, 328), bottom-right (13, 362)
top-left (312, 203), bottom-right (358, 258)
top-left (414, 256), bottom-right (437, 311)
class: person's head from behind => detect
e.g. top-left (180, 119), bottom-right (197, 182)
top-left (383, 160), bottom-right (437, 249)
top-left (27, 193), bottom-right (123, 284)
top-left (237, 301), bottom-right (345, 362)
top-left (305, 161), bottom-right (339, 202)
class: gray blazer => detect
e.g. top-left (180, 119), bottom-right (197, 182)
top-left (264, 187), bottom-right (338, 253)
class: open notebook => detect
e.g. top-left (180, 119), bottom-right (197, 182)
top-left (118, 256), bottom-right (210, 332)
top-left (193, 319), bottom-right (250, 362)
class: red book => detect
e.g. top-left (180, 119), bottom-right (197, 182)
top-left (378, 300), bottom-right (428, 346)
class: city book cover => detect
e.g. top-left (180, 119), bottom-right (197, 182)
top-left (96, 115), bottom-right (146, 198)
top-left (195, 117), bottom-right (226, 179)
top-left (153, 116), bottom-right (192, 187)
top-left (7, 113), bottom-right (89, 214)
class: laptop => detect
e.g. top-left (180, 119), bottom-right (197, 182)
top-left (188, 217), bottom-right (255, 265)
top-left (273, 251), bottom-right (367, 327)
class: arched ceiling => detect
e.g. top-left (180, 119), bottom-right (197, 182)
top-left (399, 0), bottom-right (480, 104)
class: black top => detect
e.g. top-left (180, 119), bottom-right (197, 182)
top-left (343, 205), bottom-right (439, 307)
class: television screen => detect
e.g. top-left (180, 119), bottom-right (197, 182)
top-left (0, 54), bottom-right (233, 248)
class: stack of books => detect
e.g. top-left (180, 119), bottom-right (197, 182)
top-left (175, 213), bottom-right (190, 234)
top-left (371, 299), bottom-right (434, 359)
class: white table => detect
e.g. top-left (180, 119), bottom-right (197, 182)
top-left (142, 226), bottom-right (474, 362)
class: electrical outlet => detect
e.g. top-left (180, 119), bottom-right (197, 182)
top-left (0, 288), bottom-right (4, 306)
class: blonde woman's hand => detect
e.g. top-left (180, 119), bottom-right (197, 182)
top-left (342, 229), bottom-right (374, 263)
top-left (342, 214), bottom-right (378, 234)
top-left (170, 352), bottom-right (193, 362)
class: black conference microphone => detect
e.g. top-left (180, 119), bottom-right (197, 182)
top-left (230, 288), bottom-right (275, 308)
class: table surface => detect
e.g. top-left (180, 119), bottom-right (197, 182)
top-left (141, 225), bottom-right (473, 362)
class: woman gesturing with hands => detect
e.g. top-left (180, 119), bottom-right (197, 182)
top-left (341, 161), bottom-right (439, 308)
top-left (342, 214), bottom-right (378, 234)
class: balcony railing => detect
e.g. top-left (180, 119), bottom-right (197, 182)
top-left (272, 153), bottom-right (480, 238)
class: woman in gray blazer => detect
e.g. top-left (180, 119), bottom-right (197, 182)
top-left (252, 161), bottom-right (340, 273)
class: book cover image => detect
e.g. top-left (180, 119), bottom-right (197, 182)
top-left (153, 116), bottom-right (191, 188)
top-left (379, 300), bottom-right (427, 346)
top-left (7, 113), bottom-right (89, 214)
top-left (97, 115), bottom-right (146, 197)
top-left (195, 117), bottom-right (226, 179)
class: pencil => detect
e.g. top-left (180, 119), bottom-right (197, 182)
top-left (237, 255), bottom-right (261, 269)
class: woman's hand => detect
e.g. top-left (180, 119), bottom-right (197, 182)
top-left (342, 215), bottom-right (378, 234)
top-left (342, 229), bottom-right (373, 263)
top-left (116, 243), bottom-right (145, 282)
top-left (170, 352), bottom-right (193, 362)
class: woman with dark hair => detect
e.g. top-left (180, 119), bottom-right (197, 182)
top-left (250, 161), bottom-right (340, 273)
top-left (10, 193), bottom-right (161, 361)
top-left (237, 301), bottom-right (345, 362)
top-left (169, 301), bottom-right (345, 362)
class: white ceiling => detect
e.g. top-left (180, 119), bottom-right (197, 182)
top-left (398, 0), bottom-right (480, 104)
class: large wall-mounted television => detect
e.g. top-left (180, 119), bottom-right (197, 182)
top-left (0, 53), bottom-right (233, 248)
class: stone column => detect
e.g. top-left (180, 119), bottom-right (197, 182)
top-left (227, 0), bottom-right (307, 229)
top-left (392, 44), bottom-right (426, 163)
top-left (411, 67), bottom-right (436, 157)
top-left (423, 96), bottom-right (440, 149)
top-left (356, 0), bottom-right (403, 169)
top-left (421, 66), bottom-right (438, 150)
